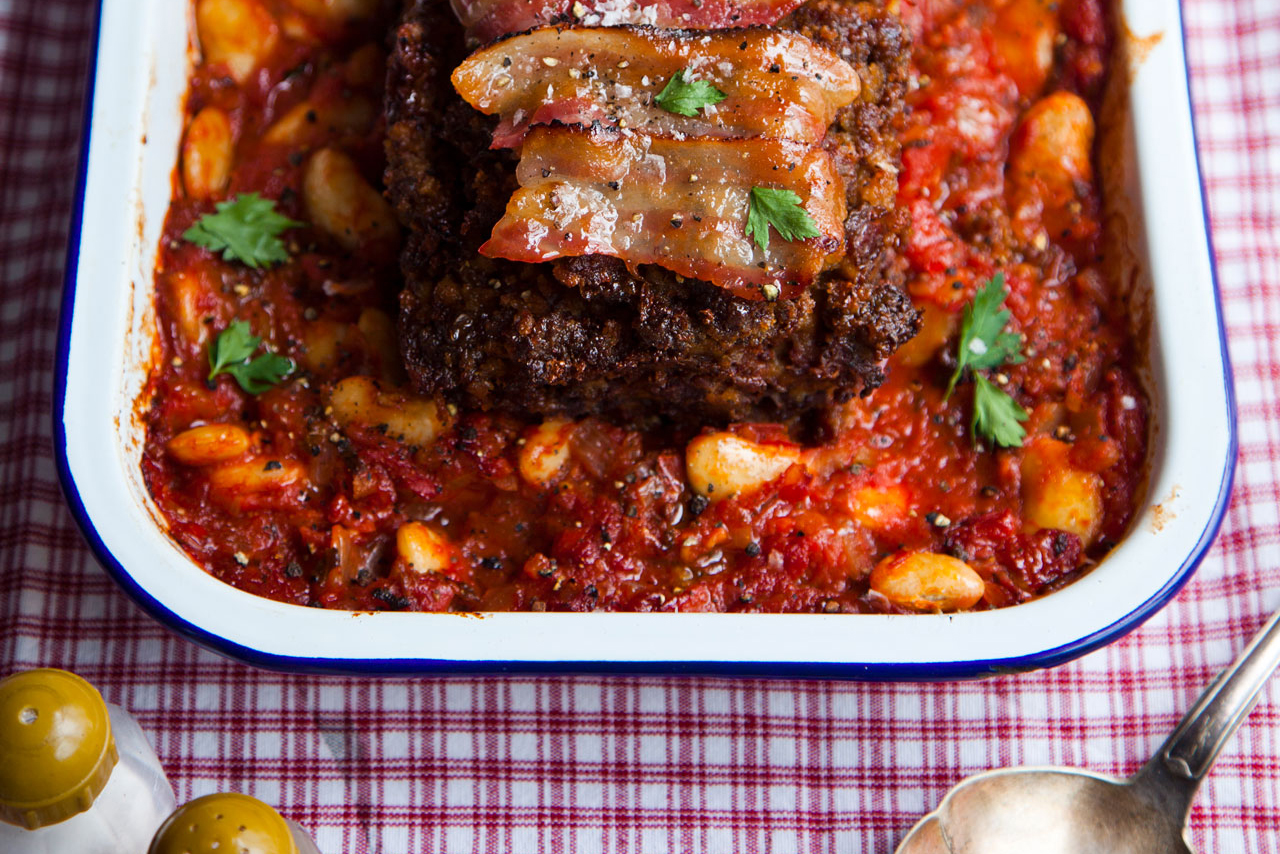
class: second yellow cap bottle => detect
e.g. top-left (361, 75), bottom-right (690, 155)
top-left (150, 792), bottom-right (321, 854)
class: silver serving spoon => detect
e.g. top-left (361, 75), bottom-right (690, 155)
top-left (896, 608), bottom-right (1280, 854)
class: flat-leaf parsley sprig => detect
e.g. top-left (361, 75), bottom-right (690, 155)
top-left (183, 193), bottom-right (305, 268)
top-left (654, 69), bottom-right (727, 117)
top-left (208, 320), bottom-right (294, 394)
top-left (944, 273), bottom-right (1028, 448)
top-left (745, 186), bottom-right (820, 252)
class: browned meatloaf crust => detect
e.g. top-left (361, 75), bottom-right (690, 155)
top-left (385, 0), bottom-right (918, 426)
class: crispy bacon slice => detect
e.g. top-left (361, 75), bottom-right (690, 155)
top-left (480, 125), bottom-right (847, 300)
top-left (452, 26), bottom-right (860, 148)
top-left (452, 0), bottom-right (806, 45)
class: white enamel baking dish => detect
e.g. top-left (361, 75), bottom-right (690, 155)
top-left (56, 0), bottom-right (1235, 677)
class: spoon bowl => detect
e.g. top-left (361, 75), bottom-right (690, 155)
top-left (896, 609), bottom-right (1280, 854)
top-left (898, 768), bottom-right (1189, 854)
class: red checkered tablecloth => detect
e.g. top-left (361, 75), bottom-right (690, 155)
top-left (2, 0), bottom-right (1278, 851)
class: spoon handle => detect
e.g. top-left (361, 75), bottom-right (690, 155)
top-left (1134, 607), bottom-right (1280, 815)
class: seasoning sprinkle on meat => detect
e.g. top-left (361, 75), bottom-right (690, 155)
top-left (480, 125), bottom-right (846, 300)
top-left (451, 0), bottom-right (807, 45)
top-left (452, 25), bottom-right (859, 148)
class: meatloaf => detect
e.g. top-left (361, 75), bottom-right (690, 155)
top-left (385, 0), bottom-right (918, 426)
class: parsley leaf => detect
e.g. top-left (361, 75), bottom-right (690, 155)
top-left (959, 273), bottom-right (1025, 372)
top-left (653, 70), bottom-right (727, 117)
top-left (972, 373), bottom-right (1028, 448)
top-left (207, 320), bottom-right (260, 376)
top-left (223, 353), bottom-right (295, 394)
top-left (745, 186), bottom-right (821, 252)
top-left (207, 320), bottom-right (294, 394)
top-left (945, 273), bottom-right (1024, 397)
top-left (182, 193), bottom-right (304, 268)
top-left (944, 274), bottom-right (1028, 448)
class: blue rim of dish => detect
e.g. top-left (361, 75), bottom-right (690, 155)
top-left (53, 1), bottom-right (1237, 679)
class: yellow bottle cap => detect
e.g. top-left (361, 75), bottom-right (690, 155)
top-left (149, 793), bottom-right (299, 854)
top-left (0, 668), bottom-right (119, 829)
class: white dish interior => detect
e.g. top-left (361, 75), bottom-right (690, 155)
top-left (57, 0), bottom-right (1234, 676)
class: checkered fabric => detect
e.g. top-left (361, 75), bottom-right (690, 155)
top-left (1, 0), bottom-right (1278, 851)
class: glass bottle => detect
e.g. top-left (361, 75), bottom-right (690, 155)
top-left (150, 792), bottom-right (322, 854)
top-left (0, 668), bottom-right (177, 853)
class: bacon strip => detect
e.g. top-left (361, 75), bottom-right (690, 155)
top-left (480, 126), bottom-right (847, 300)
top-left (452, 26), bottom-right (860, 148)
top-left (451, 0), bottom-right (806, 45)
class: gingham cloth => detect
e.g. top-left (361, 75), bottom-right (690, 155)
top-left (1, 0), bottom-right (1277, 851)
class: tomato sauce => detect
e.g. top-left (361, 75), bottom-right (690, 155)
top-left (142, 0), bottom-right (1146, 614)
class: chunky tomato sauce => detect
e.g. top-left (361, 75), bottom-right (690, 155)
top-left (142, 0), bottom-right (1146, 613)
